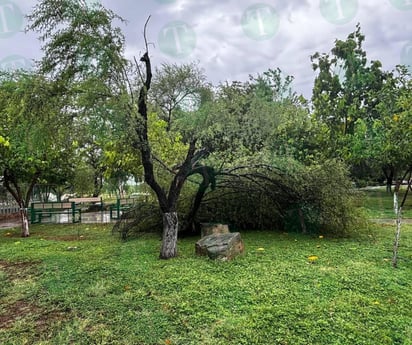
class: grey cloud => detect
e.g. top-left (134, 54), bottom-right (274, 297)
top-left (0, 0), bottom-right (410, 98)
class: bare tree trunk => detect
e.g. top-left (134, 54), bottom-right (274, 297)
top-left (392, 205), bottom-right (401, 268)
top-left (392, 182), bottom-right (401, 268)
top-left (392, 173), bottom-right (412, 268)
top-left (383, 166), bottom-right (395, 194)
top-left (3, 168), bottom-right (39, 238)
top-left (183, 166), bottom-right (215, 234)
top-left (135, 19), bottom-right (199, 259)
top-left (20, 207), bottom-right (30, 237)
top-left (160, 212), bottom-right (179, 259)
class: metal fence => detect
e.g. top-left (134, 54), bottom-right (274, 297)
top-left (0, 201), bottom-right (19, 216)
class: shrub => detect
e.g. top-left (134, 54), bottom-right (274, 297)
top-left (292, 159), bottom-right (366, 235)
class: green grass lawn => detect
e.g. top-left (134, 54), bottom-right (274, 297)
top-left (360, 186), bottom-right (412, 219)
top-left (1, 203), bottom-right (412, 344)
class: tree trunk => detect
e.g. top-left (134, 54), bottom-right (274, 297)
top-left (383, 166), bottom-right (395, 194)
top-left (160, 212), bottom-right (179, 259)
top-left (183, 166), bottom-right (215, 234)
top-left (93, 172), bottom-right (103, 197)
top-left (392, 173), bottom-right (412, 268)
top-left (392, 205), bottom-right (401, 268)
top-left (20, 207), bottom-right (30, 237)
top-left (392, 180), bottom-right (402, 268)
top-left (298, 208), bottom-right (307, 234)
top-left (3, 168), bottom-right (38, 238)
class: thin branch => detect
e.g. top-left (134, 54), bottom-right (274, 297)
top-left (400, 169), bottom-right (412, 208)
top-left (121, 64), bottom-right (135, 106)
top-left (152, 154), bottom-right (177, 175)
top-left (134, 16), bottom-right (152, 86)
top-left (143, 15), bottom-right (151, 54)
top-left (223, 163), bottom-right (286, 175)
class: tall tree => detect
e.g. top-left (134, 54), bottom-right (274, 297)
top-left (309, 24), bottom-right (410, 190)
top-left (134, 35), bottom-right (211, 258)
top-left (28, 0), bottom-right (132, 199)
top-left (345, 65), bottom-right (412, 190)
top-left (311, 24), bottom-right (386, 158)
top-left (0, 71), bottom-right (74, 236)
top-left (28, 1), bottom-right (211, 258)
top-left (150, 62), bottom-right (207, 130)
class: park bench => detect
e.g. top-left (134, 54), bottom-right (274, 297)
top-left (109, 196), bottom-right (141, 220)
top-left (30, 202), bottom-right (81, 224)
top-left (68, 197), bottom-right (104, 213)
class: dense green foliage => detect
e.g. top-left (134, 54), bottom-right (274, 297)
top-left (1, 194), bottom-right (411, 344)
top-left (311, 25), bottom-right (412, 188)
top-left (0, 72), bottom-right (74, 192)
top-left (27, 0), bottom-right (133, 199)
top-left (0, 71), bottom-right (77, 235)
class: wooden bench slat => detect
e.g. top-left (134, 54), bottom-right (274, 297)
top-left (68, 197), bottom-right (102, 203)
top-left (32, 202), bottom-right (73, 209)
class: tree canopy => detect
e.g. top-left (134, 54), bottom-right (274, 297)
top-left (0, 70), bottom-right (75, 236)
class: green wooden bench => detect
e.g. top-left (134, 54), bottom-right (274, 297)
top-left (109, 197), bottom-right (140, 220)
top-left (30, 202), bottom-right (81, 224)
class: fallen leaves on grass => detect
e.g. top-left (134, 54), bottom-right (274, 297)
top-left (308, 255), bottom-right (319, 263)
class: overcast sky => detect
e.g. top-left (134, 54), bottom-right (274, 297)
top-left (0, 0), bottom-right (411, 98)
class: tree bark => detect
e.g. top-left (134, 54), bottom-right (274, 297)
top-left (392, 173), bottom-right (412, 268)
top-left (160, 212), bottom-right (179, 259)
top-left (20, 207), bottom-right (30, 237)
top-left (383, 166), bottom-right (395, 194)
top-left (3, 168), bottom-right (39, 237)
top-left (183, 166), bottom-right (215, 234)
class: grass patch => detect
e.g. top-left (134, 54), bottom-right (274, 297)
top-left (0, 209), bottom-right (411, 344)
top-left (360, 187), bottom-right (412, 219)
